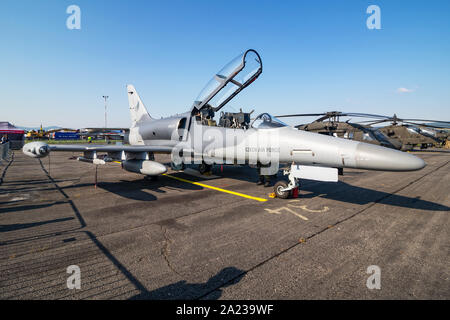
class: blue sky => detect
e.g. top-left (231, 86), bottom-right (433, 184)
top-left (1, 0), bottom-right (449, 128)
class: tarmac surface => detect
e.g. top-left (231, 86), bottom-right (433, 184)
top-left (0, 150), bottom-right (448, 299)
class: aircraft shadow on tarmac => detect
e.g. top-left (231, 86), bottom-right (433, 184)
top-left (160, 165), bottom-right (449, 212)
top-left (299, 181), bottom-right (450, 212)
top-left (167, 166), bottom-right (449, 212)
top-left (97, 175), bottom-right (204, 201)
top-left (25, 174), bottom-right (205, 202)
top-left (129, 266), bottom-right (245, 300)
top-left (93, 165), bottom-right (260, 202)
top-left (44, 164), bottom-right (448, 211)
top-left (174, 165), bottom-right (449, 212)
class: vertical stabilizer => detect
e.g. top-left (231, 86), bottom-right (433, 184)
top-left (127, 84), bottom-right (152, 126)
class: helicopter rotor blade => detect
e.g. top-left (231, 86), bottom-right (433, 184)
top-left (355, 119), bottom-right (390, 126)
top-left (400, 118), bottom-right (450, 124)
top-left (401, 121), bottom-right (450, 129)
top-left (342, 113), bottom-right (391, 119)
top-left (275, 113), bottom-right (327, 118)
top-left (276, 112), bottom-right (392, 120)
top-left (277, 111), bottom-right (450, 128)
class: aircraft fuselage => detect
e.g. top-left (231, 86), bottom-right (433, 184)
top-left (129, 115), bottom-right (425, 173)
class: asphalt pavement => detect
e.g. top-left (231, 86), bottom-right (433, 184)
top-left (0, 150), bottom-right (448, 299)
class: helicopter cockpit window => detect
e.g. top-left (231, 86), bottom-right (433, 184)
top-left (191, 49), bottom-right (262, 114)
top-left (251, 113), bottom-right (288, 129)
top-left (371, 129), bottom-right (391, 143)
top-left (418, 127), bottom-right (437, 138)
top-left (406, 126), bottom-right (421, 135)
top-left (343, 131), bottom-right (354, 139)
top-left (362, 132), bottom-right (375, 141)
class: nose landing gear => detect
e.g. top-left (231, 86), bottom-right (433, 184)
top-left (274, 180), bottom-right (291, 199)
top-left (273, 165), bottom-right (300, 199)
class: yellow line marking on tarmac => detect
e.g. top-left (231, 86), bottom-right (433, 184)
top-left (163, 174), bottom-right (268, 202)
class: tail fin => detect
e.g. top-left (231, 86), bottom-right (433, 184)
top-left (127, 84), bottom-right (152, 126)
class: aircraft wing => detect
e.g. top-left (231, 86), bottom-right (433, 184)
top-left (23, 142), bottom-right (174, 176)
top-left (46, 144), bottom-right (173, 153)
top-left (23, 142), bottom-right (174, 161)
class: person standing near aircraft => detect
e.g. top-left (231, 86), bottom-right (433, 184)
top-left (256, 166), bottom-right (274, 187)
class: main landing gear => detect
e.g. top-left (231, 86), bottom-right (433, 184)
top-left (171, 162), bottom-right (185, 171)
top-left (198, 162), bottom-right (212, 175)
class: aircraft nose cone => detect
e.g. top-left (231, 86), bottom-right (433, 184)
top-left (355, 143), bottom-right (426, 171)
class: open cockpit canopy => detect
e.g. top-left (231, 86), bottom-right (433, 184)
top-left (192, 49), bottom-right (262, 114)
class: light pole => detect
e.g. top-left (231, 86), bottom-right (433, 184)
top-left (102, 95), bottom-right (109, 128)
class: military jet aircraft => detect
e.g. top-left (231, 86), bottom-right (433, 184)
top-left (22, 49), bottom-right (426, 199)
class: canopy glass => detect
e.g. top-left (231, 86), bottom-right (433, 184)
top-left (192, 49), bottom-right (262, 112)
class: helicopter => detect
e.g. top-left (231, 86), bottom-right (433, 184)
top-left (355, 114), bottom-right (450, 150)
top-left (276, 112), bottom-right (403, 150)
top-left (276, 112), bottom-right (450, 151)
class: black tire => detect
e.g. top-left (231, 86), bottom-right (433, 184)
top-left (171, 162), bottom-right (185, 171)
top-left (274, 180), bottom-right (290, 199)
top-left (198, 163), bottom-right (212, 175)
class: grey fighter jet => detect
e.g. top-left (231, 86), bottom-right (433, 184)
top-left (22, 49), bottom-right (425, 199)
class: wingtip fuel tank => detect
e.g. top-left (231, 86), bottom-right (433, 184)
top-left (22, 142), bottom-right (50, 158)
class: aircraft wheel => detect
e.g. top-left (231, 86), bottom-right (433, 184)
top-left (198, 163), bottom-right (212, 175)
top-left (274, 181), bottom-right (290, 199)
top-left (171, 162), bottom-right (185, 171)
